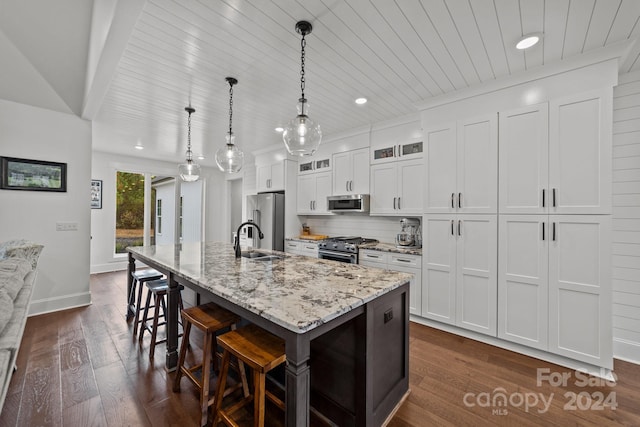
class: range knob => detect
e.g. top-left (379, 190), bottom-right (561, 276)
top-left (332, 243), bottom-right (338, 249)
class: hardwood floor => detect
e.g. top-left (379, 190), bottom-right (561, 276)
top-left (1, 270), bottom-right (639, 426)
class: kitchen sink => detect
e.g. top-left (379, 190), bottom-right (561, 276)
top-left (241, 251), bottom-right (283, 261)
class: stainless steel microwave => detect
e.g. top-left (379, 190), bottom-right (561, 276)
top-left (327, 194), bottom-right (370, 213)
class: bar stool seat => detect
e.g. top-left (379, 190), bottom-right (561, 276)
top-left (211, 323), bottom-right (286, 427)
top-left (138, 279), bottom-right (184, 359)
top-left (173, 302), bottom-right (249, 427)
top-left (130, 268), bottom-right (163, 337)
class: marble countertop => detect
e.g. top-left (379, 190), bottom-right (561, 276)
top-left (359, 241), bottom-right (422, 256)
top-left (128, 242), bottom-right (411, 334)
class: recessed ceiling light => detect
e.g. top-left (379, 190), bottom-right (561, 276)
top-left (135, 144), bottom-right (144, 150)
top-left (275, 127), bottom-right (284, 132)
top-left (355, 97), bottom-right (367, 105)
top-left (516, 34), bottom-right (542, 50)
top-left (197, 155), bottom-right (205, 160)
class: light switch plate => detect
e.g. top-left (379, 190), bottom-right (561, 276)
top-left (56, 222), bottom-right (78, 231)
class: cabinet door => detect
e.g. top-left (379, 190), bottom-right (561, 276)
top-left (256, 164), bottom-right (271, 192)
top-left (424, 123), bottom-right (457, 213)
top-left (285, 240), bottom-right (301, 255)
top-left (455, 215), bottom-right (498, 336)
top-left (397, 159), bottom-right (424, 214)
top-left (457, 114), bottom-right (498, 213)
top-left (314, 172), bottom-right (332, 214)
top-left (499, 103), bottom-right (549, 214)
top-left (333, 151), bottom-right (352, 194)
top-left (498, 215), bottom-right (548, 350)
top-left (270, 162), bottom-right (285, 191)
top-left (296, 175), bottom-right (314, 214)
top-left (390, 254), bottom-right (422, 316)
top-left (370, 163), bottom-right (397, 215)
top-left (549, 90), bottom-right (612, 214)
top-left (359, 249), bottom-right (389, 265)
top-left (548, 215), bottom-right (612, 368)
top-left (422, 215), bottom-right (457, 324)
top-left (351, 148), bottom-right (370, 194)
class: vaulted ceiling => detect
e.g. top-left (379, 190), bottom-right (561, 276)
top-left (2, 0), bottom-right (640, 168)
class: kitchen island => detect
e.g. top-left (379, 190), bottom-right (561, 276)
top-left (127, 242), bottom-right (411, 427)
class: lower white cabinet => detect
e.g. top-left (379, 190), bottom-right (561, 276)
top-left (359, 249), bottom-right (422, 315)
top-left (498, 215), bottom-right (612, 368)
top-left (422, 214), bottom-right (497, 336)
top-left (285, 240), bottom-right (319, 258)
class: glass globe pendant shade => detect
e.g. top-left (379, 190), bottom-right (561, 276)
top-left (283, 99), bottom-right (321, 157)
top-left (178, 159), bottom-right (201, 182)
top-left (215, 133), bottom-right (244, 173)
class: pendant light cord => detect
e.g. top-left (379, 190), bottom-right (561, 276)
top-left (300, 32), bottom-right (306, 101)
top-left (228, 82), bottom-right (234, 141)
top-left (186, 108), bottom-right (193, 161)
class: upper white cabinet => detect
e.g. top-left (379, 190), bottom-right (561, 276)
top-left (549, 90), bottom-right (612, 214)
top-left (332, 147), bottom-right (369, 195)
top-left (256, 161), bottom-right (284, 192)
top-left (499, 103), bottom-right (549, 214)
top-left (296, 171), bottom-right (332, 215)
top-left (499, 90), bottom-right (612, 214)
top-left (422, 214), bottom-right (498, 336)
top-left (424, 114), bottom-right (498, 214)
top-left (371, 138), bottom-right (423, 164)
top-left (298, 157), bottom-right (331, 175)
top-left (370, 158), bottom-right (423, 215)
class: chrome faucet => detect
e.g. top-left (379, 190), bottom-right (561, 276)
top-left (234, 220), bottom-right (264, 258)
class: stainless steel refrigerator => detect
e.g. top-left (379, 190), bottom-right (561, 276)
top-left (247, 192), bottom-right (285, 251)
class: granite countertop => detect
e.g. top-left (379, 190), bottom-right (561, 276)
top-left (359, 241), bottom-right (422, 256)
top-left (128, 242), bottom-right (411, 334)
top-left (285, 237), bottom-right (326, 243)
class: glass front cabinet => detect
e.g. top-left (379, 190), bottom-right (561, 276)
top-left (298, 157), bottom-right (331, 175)
top-left (371, 139), bottom-right (423, 164)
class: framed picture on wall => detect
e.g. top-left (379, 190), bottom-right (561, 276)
top-left (0, 156), bottom-right (67, 192)
top-left (91, 179), bottom-right (102, 209)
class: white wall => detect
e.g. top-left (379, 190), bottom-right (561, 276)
top-left (612, 70), bottom-right (640, 364)
top-left (0, 99), bottom-right (92, 315)
top-left (90, 150), bottom-right (226, 273)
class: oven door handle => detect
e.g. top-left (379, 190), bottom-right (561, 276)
top-left (319, 250), bottom-right (357, 261)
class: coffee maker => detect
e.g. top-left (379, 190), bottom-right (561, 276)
top-left (396, 218), bottom-right (422, 249)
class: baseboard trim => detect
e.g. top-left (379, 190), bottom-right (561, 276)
top-left (410, 315), bottom-right (616, 380)
top-left (613, 338), bottom-right (640, 365)
top-left (28, 291), bottom-right (92, 316)
top-left (90, 261), bottom-right (128, 274)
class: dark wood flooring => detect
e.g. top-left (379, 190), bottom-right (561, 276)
top-left (0, 270), bottom-right (639, 426)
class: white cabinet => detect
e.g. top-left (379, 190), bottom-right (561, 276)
top-left (499, 91), bottom-right (612, 214)
top-left (359, 249), bottom-right (422, 316)
top-left (285, 240), bottom-right (319, 257)
top-left (422, 214), bottom-right (497, 336)
top-left (332, 148), bottom-right (369, 195)
top-left (298, 157), bottom-right (331, 175)
top-left (371, 139), bottom-right (423, 164)
top-left (256, 161), bottom-right (284, 192)
top-left (296, 172), bottom-right (332, 215)
top-left (498, 215), bottom-right (612, 367)
top-left (370, 159), bottom-right (423, 215)
top-left (424, 114), bottom-right (498, 214)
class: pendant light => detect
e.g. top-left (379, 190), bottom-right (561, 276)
top-left (215, 77), bottom-right (244, 173)
top-left (178, 106), bottom-right (201, 182)
top-left (283, 20), bottom-right (322, 157)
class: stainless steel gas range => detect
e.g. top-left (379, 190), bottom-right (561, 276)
top-left (317, 236), bottom-right (378, 264)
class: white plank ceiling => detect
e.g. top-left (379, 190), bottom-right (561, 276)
top-left (68, 1), bottom-right (640, 165)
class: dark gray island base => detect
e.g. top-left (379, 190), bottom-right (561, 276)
top-left (127, 242), bottom-right (410, 426)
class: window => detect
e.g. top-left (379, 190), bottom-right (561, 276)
top-left (115, 171), bottom-right (145, 254)
top-left (156, 199), bottom-right (162, 235)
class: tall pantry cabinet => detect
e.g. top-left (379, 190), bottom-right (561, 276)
top-left (497, 89), bottom-right (612, 368)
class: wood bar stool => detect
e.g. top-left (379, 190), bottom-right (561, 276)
top-left (138, 279), bottom-right (184, 359)
top-left (173, 303), bottom-right (249, 427)
top-left (211, 324), bottom-right (286, 427)
top-left (130, 268), bottom-right (163, 337)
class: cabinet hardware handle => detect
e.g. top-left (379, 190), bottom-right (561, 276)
top-left (398, 197), bottom-right (401, 210)
top-left (393, 197), bottom-right (397, 209)
top-left (310, 201), bottom-right (313, 210)
top-left (458, 220), bottom-right (462, 236)
top-left (313, 200), bottom-right (315, 210)
top-left (451, 220), bottom-right (454, 235)
top-left (542, 189), bottom-right (546, 208)
top-left (552, 222), bottom-right (556, 241)
top-left (397, 258), bottom-right (411, 263)
top-left (451, 193), bottom-right (455, 209)
top-left (458, 192), bottom-right (462, 209)
top-left (398, 144), bottom-right (402, 157)
top-left (393, 145), bottom-right (396, 157)
top-left (346, 181), bottom-right (349, 192)
top-left (350, 181), bottom-right (353, 191)
top-left (542, 222), bottom-right (545, 241)
top-left (552, 188), bottom-right (556, 207)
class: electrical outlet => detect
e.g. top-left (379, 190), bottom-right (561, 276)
top-left (56, 222), bottom-right (78, 231)
top-left (384, 308), bottom-right (393, 323)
